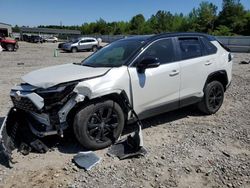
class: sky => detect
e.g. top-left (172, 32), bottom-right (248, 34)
top-left (1, 0), bottom-right (250, 27)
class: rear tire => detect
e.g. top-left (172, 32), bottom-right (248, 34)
top-left (198, 81), bottom-right (224, 115)
top-left (92, 45), bottom-right (97, 52)
top-left (73, 100), bottom-right (124, 150)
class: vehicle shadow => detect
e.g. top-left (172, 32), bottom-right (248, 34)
top-left (0, 117), bottom-right (4, 125)
top-left (122, 105), bottom-right (202, 135)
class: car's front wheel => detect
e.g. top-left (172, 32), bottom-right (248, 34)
top-left (73, 100), bottom-right (125, 150)
top-left (198, 81), bottom-right (224, 115)
top-left (71, 47), bottom-right (77, 53)
top-left (6, 44), bottom-right (14, 51)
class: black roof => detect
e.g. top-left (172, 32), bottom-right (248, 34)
top-left (121, 32), bottom-right (216, 43)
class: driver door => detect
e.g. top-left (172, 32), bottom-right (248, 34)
top-left (128, 38), bottom-right (180, 119)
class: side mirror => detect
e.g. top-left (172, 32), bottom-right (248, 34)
top-left (136, 57), bottom-right (160, 73)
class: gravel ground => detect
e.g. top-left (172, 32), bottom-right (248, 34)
top-left (0, 42), bottom-right (249, 188)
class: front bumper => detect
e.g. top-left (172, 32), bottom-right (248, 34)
top-left (0, 108), bottom-right (21, 166)
top-left (8, 83), bottom-right (85, 138)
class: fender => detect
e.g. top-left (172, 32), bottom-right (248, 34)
top-left (204, 70), bottom-right (228, 91)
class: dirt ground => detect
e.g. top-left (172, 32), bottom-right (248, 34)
top-left (0, 42), bottom-right (249, 188)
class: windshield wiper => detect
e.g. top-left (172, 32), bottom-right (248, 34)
top-left (81, 63), bottom-right (95, 67)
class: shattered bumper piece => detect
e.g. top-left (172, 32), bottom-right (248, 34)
top-left (0, 108), bottom-right (49, 167)
top-left (0, 108), bottom-right (17, 167)
top-left (73, 151), bottom-right (101, 171)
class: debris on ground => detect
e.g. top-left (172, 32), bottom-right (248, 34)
top-left (239, 60), bottom-right (250, 64)
top-left (73, 151), bottom-right (101, 171)
top-left (107, 124), bottom-right (147, 160)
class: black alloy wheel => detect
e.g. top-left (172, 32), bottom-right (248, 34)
top-left (73, 100), bottom-right (124, 150)
top-left (198, 81), bottom-right (224, 114)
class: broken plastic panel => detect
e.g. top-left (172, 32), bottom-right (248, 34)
top-left (73, 151), bottom-right (101, 170)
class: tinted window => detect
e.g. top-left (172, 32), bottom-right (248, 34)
top-left (81, 39), bottom-right (95, 43)
top-left (82, 40), bottom-right (143, 67)
top-left (201, 37), bottom-right (217, 55)
top-left (140, 38), bottom-right (175, 64)
top-left (178, 38), bottom-right (202, 60)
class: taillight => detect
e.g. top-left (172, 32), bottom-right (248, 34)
top-left (228, 53), bottom-right (232, 62)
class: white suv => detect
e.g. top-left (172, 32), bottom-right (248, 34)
top-left (2, 33), bottom-right (232, 150)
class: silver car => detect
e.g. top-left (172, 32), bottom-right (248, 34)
top-left (62, 37), bottom-right (98, 52)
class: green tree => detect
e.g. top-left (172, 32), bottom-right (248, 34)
top-left (212, 25), bottom-right (233, 36)
top-left (12, 25), bottom-right (20, 32)
top-left (216, 0), bottom-right (247, 34)
top-left (130, 14), bottom-right (146, 34)
top-left (187, 2), bottom-right (217, 33)
top-left (148, 11), bottom-right (173, 33)
top-left (196, 2), bottom-right (217, 33)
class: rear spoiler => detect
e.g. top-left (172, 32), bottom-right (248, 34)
top-left (217, 40), bottom-right (231, 52)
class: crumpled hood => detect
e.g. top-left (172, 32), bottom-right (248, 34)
top-left (22, 64), bottom-right (111, 89)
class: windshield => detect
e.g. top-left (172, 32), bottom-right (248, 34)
top-left (69, 38), bottom-right (79, 43)
top-left (81, 40), bottom-right (144, 67)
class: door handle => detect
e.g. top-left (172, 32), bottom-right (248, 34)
top-left (169, 70), bottom-right (179, 76)
top-left (205, 61), bottom-right (212, 66)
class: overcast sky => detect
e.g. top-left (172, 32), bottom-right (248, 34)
top-left (1, 0), bottom-right (250, 26)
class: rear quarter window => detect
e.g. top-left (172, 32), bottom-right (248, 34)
top-left (201, 37), bottom-right (217, 55)
top-left (178, 37), bottom-right (202, 60)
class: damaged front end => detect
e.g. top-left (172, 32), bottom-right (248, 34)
top-left (0, 82), bottom-right (84, 164)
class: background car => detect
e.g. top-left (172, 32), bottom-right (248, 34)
top-left (61, 37), bottom-right (98, 52)
top-left (30, 35), bottom-right (45, 43)
top-left (0, 37), bottom-right (19, 51)
top-left (45, 36), bottom-right (58, 43)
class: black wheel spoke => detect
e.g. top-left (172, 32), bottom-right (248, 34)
top-left (105, 108), bottom-right (113, 121)
top-left (110, 123), bottom-right (118, 129)
top-left (88, 122), bottom-right (100, 129)
top-left (89, 127), bottom-right (98, 135)
top-left (92, 113), bottom-right (101, 122)
top-left (208, 84), bottom-right (223, 110)
top-left (87, 106), bottom-right (119, 143)
top-left (95, 128), bottom-right (103, 140)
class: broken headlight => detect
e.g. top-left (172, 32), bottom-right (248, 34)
top-left (36, 84), bottom-right (76, 107)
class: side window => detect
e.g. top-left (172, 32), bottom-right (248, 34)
top-left (140, 38), bottom-right (175, 64)
top-left (80, 40), bottom-right (87, 44)
top-left (178, 37), bottom-right (202, 60)
top-left (201, 37), bottom-right (217, 55)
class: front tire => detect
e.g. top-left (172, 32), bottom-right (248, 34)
top-left (6, 44), bottom-right (14, 51)
top-left (71, 47), bottom-right (77, 53)
top-left (198, 81), bottom-right (224, 115)
top-left (73, 100), bottom-right (125, 150)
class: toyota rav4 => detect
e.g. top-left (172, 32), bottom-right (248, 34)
top-left (0, 33), bottom-right (232, 152)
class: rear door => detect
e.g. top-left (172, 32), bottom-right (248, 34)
top-left (78, 39), bottom-right (94, 50)
top-left (128, 38), bottom-right (180, 118)
top-left (176, 37), bottom-right (217, 107)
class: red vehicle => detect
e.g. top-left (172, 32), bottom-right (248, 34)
top-left (0, 37), bottom-right (19, 51)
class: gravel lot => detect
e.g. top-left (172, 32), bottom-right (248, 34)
top-left (0, 42), bottom-right (249, 188)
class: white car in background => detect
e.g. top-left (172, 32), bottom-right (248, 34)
top-left (45, 36), bottom-right (58, 43)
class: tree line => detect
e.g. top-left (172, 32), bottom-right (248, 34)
top-left (14, 0), bottom-right (250, 36)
